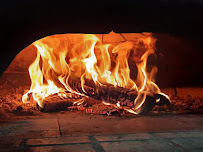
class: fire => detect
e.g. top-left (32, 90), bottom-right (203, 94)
top-left (22, 32), bottom-right (169, 114)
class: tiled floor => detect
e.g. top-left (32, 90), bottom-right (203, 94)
top-left (0, 113), bottom-right (203, 151)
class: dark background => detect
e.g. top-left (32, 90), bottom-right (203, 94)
top-left (0, 0), bottom-right (203, 88)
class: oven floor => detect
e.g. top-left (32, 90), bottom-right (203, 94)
top-left (0, 112), bottom-right (203, 151)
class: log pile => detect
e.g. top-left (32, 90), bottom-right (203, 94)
top-left (35, 75), bottom-right (170, 115)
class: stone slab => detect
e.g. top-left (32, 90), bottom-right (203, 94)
top-left (0, 148), bottom-right (25, 152)
top-left (58, 114), bottom-right (203, 136)
top-left (28, 144), bottom-right (95, 152)
top-left (101, 139), bottom-right (180, 152)
top-left (171, 137), bottom-right (203, 151)
top-left (27, 136), bottom-right (90, 145)
top-left (0, 119), bottom-right (60, 139)
top-left (94, 133), bottom-right (153, 142)
top-left (0, 139), bottom-right (21, 149)
top-left (22, 118), bottom-right (59, 131)
top-left (154, 130), bottom-right (203, 139)
top-left (15, 130), bottom-right (60, 139)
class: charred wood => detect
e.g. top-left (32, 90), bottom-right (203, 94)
top-left (36, 92), bottom-right (83, 112)
top-left (36, 92), bottom-right (101, 112)
top-left (67, 75), bottom-right (169, 114)
top-left (68, 76), bottom-right (139, 106)
top-left (36, 75), bottom-right (170, 114)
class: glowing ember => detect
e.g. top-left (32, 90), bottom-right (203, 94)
top-left (22, 32), bottom-right (169, 114)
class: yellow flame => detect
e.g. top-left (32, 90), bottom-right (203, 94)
top-left (22, 32), bottom-right (168, 113)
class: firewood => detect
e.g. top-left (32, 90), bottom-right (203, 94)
top-left (35, 75), bottom-right (170, 114)
top-left (67, 75), bottom-right (169, 114)
top-left (68, 75), bottom-right (139, 105)
top-left (36, 92), bottom-right (102, 112)
top-left (36, 92), bottom-right (83, 112)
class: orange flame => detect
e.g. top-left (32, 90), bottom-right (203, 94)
top-left (22, 32), bottom-right (168, 113)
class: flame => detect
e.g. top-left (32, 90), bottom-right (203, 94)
top-left (22, 32), bottom-right (168, 114)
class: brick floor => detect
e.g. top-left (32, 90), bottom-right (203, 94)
top-left (0, 131), bottom-right (202, 151)
top-left (0, 114), bottom-right (203, 151)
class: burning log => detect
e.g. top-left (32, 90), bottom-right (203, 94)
top-left (34, 75), bottom-right (170, 114)
top-left (36, 92), bottom-right (82, 112)
top-left (68, 75), bottom-right (139, 104)
top-left (36, 92), bottom-right (102, 112)
top-left (66, 75), bottom-right (170, 114)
